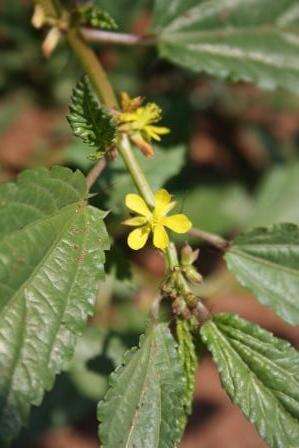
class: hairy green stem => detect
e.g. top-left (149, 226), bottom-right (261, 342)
top-left (82, 28), bottom-right (156, 46)
top-left (188, 228), bottom-right (229, 251)
top-left (86, 157), bottom-right (107, 189)
top-left (67, 29), bottom-right (118, 109)
top-left (166, 243), bottom-right (179, 270)
top-left (118, 135), bottom-right (155, 206)
top-left (66, 28), bottom-right (155, 206)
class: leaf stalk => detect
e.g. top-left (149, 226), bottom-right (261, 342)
top-left (81, 28), bottom-right (156, 46)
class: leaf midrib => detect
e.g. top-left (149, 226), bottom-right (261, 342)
top-left (206, 322), bottom-right (298, 420)
top-left (47, 209), bottom-right (89, 370)
top-left (161, 24), bottom-right (299, 40)
top-left (226, 251), bottom-right (299, 319)
top-left (125, 332), bottom-right (160, 448)
top-left (84, 85), bottom-right (99, 147)
top-left (0, 202), bottom-right (84, 314)
top-left (217, 323), bottom-right (299, 415)
top-left (219, 323), bottom-right (299, 385)
top-left (0, 201), bottom-right (84, 245)
top-left (236, 243), bottom-right (299, 250)
top-left (0, 203), bottom-right (87, 416)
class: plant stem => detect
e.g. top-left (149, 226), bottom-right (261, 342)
top-left (86, 158), bottom-right (107, 189)
top-left (118, 134), bottom-right (155, 206)
top-left (66, 25), bottom-right (216, 277)
top-left (36, 0), bottom-right (213, 324)
top-left (67, 29), bottom-right (118, 109)
top-left (81, 28), bottom-right (156, 46)
top-left (166, 243), bottom-right (179, 270)
top-left (188, 228), bottom-right (229, 251)
top-left (67, 28), bottom-right (155, 205)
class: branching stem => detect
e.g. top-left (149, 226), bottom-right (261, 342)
top-left (67, 29), bottom-right (118, 109)
top-left (166, 242), bottom-right (179, 270)
top-left (86, 157), bottom-right (107, 189)
top-left (81, 28), bottom-right (156, 46)
top-left (36, 0), bottom-right (219, 323)
top-left (189, 228), bottom-right (229, 251)
top-left (66, 28), bottom-right (155, 205)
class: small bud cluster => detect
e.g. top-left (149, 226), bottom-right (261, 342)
top-left (180, 244), bottom-right (203, 284)
top-left (161, 245), bottom-right (209, 323)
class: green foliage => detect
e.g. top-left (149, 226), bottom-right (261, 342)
top-left (176, 320), bottom-right (197, 422)
top-left (75, 3), bottom-right (118, 30)
top-left (0, 166), bottom-right (110, 445)
top-left (249, 163), bottom-right (299, 227)
top-left (201, 313), bottom-right (299, 448)
top-left (225, 223), bottom-right (299, 325)
top-left (98, 322), bottom-right (186, 447)
top-left (154, 0), bottom-right (299, 93)
top-left (67, 76), bottom-right (117, 159)
top-left (153, 0), bottom-right (199, 29)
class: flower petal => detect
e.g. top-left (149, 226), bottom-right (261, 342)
top-left (164, 214), bottom-right (192, 233)
top-left (155, 188), bottom-right (171, 205)
top-left (123, 216), bottom-right (148, 226)
top-left (146, 125), bottom-right (170, 140)
top-left (154, 189), bottom-right (175, 216)
top-left (125, 193), bottom-right (151, 217)
top-left (153, 224), bottom-right (169, 250)
top-left (128, 226), bottom-right (150, 250)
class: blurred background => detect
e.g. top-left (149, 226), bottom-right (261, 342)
top-left (1, 0), bottom-right (299, 447)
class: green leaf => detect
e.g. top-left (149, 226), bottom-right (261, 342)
top-left (225, 223), bottom-right (299, 325)
top-left (0, 166), bottom-right (110, 445)
top-left (176, 183), bottom-right (252, 236)
top-left (176, 320), bottom-right (197, 423)
top-left (98, 322), bottom-right (186, 448)
top-left (102, 145), bottom-right (185, 211)
top-left (67, 76), bottom-right (117, 159)
top-left (201, 313), bottom-right (299, 448)
top-left (153, 0), bottom-right (199, 29)
top-left (249, 162), bottom-right (299, 227)
top-left (75, 3), bottom-right (118, 30)
top-left (155, 0), bottom-right (299, 93)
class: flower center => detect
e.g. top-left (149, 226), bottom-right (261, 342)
top-left (150, 212), bottom-right (163, 229)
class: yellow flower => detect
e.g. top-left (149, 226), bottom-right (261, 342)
top-left (123, 189), bottom-right (192, 251)
top-left (116, 92), bottom-right (170, 157)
